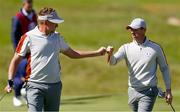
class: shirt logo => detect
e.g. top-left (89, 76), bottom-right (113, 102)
top-left (146, 52), bottom-right (152, 57)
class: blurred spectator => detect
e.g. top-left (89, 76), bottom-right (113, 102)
top-left (11, 0), bottom-right (37, 106)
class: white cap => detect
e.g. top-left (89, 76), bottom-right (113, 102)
top-left (126, 18), bottom-right (146, 29)
top-left (38, 11), bottom-right (64, 24)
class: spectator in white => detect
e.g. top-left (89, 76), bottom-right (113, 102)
top-left (5, 7), bottom-right (106, 111)
top-left (106, 18), bottom-right (173, 112)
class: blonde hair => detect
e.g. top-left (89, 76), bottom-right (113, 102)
top-left (38, 7), bottom-right (55, 16)
top-left (37, 7), bottom-right (55, 24)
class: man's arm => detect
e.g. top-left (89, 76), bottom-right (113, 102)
top-left (106, 46), bottom-right (114, 63)
top-left (4, 53), bottom-right (23, 93)
top-left (62, 47), bottom-right (106, 59)
top-left (107, 45), bottom-right (125, 65)
top-left (157, 47), bottom-right (172, 104)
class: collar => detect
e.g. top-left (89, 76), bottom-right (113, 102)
top-left (133, 37), bottom-right (149, 46)
top-left (35, 26), bottom-right (46, 36)
top-left (22, 8), bottom-right (28, 16)
top-left (22, 8), bottom-right (34, 20)
top-left (35, 26), bottom-right (56, 37)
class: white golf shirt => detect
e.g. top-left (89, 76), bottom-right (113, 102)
top-left (110, 38), bottom-right (171, 91)
top-left (16, 26), bottom-right (69, 83)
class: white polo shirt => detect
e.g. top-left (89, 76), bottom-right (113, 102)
top-left (110, 38), bottom-right (171, 91)
top-left (16, 26), bottom-right (69, 83)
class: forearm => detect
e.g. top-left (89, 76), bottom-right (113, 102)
top-left (161, 66), bottom-right (171, 90)
top-left (157, 47), bottom-right (171, 90)
top-left (109, 55), bottom-right (117, 65)
top-left (8, 53), bottom-right (22, 80)
top-left (63, 47), bottom-right (106, 59)
top-left (69, 50), bottom-right (102, 59)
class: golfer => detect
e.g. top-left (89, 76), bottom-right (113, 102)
top-left (5, 7), bottom-right (106, 111)
top-left (107, 18), bottom-right (173, 112)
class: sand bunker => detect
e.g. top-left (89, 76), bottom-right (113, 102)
top-left (167, 17), bottom-right (180, 26)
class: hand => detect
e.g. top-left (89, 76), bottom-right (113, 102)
top-left (4, 85), bottom-right (13, 93)
top-left (97, 47), bottom-right (107, 56)
top-left (106, 46), bottom-right (114, 63)
top-left (4, 79), bottom-right (14, 93)
top-left (165, 89), bottom-right (173, 105)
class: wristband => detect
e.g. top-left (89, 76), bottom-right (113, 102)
top-left (8, 80), bottom-right (14, 87)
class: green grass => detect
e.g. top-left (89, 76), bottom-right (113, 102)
top-left (0, 0), bottom-right (180, 111)
top-left (1, 92), bottom-right (180, 112)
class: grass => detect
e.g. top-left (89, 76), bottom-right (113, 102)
top-left (1, 92), bottom-right (180, 112)
top-left (0, 0), bottom-right (180, 111)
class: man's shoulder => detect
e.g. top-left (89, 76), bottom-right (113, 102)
top-left (147, 40), bottom-right (164, 52)
top-left (15, 9), bottom-right (36, 17)
top-left (122, 42), bottom-right (134, 48)
top-left (15, 10), bottom-right (23, 17)
top-left (54, 32), bottom-right (64, 39)
top-left (12, 10), bottom-right (21, 20)
top-left (148, 40), bottom-right (162, 48)
top-left (116, 43), bottom-right (131, 52)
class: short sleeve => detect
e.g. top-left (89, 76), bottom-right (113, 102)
top-left (59, 36), bottom-right (69, 52)
top-left (16, 34), bottom-right (30, 56)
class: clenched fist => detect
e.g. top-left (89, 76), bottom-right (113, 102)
top-left (106, 46), bottom-right (114, 63)
top-left (4, 85), bottom-right (13, 93)
top-left (97, 47), bottom-right (107, 56)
